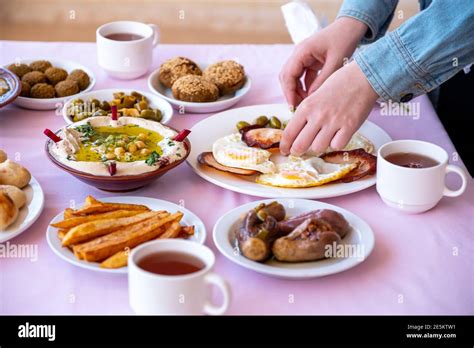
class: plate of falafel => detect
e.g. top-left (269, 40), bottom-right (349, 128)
top-left (4, 58), bottom-right (95, 110)
top-left (148, 57), bottom-right (251, 114)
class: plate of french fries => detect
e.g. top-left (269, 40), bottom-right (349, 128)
top-left (46, 195), bottom-right (206, 274)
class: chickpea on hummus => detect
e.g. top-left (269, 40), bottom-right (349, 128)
top-left (48, 117), bottom-right (187, 176)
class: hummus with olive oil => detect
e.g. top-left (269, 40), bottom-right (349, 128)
top-left (48, 116), bottom-right (187, 176)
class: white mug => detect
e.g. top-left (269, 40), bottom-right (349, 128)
top-left (96, 21), bottom-right (159, 79)
top-left (129, 240), bottom-right (231, 315)
top-left (376, 140), bottom-right (468, 213)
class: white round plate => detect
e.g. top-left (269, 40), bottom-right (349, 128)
top-left (5, 58), bottom-right (96, 110)
top-left (187, 103), bottom-right (392, 199)
top-left (62, 88), bottom-right (173, 125)
top-left (46, 196), bottom-right (206, 274)
top-left (147, 66), bottom-right (251, 114)
top-left (213, 198), bottom-right (375, 279)
top-left (0, 176), bottom-right (45, 243)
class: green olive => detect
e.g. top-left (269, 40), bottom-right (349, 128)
top-left (90, 98), bottom-right (101, 109)
top-left (236, 121), bottom-right (250, 131)
top-left (73, 98), bottom-right (84, 105)
top-left (140, 109), bottom-right (156, 119)
top-left (269, 116), bottom-right (282, 129)
top-left (254, 115), bottom-right (269, 127)
top-left (122, 96), bottom-right (135, 108)
top-left (154, 109), bottom-right (163, 122)
top-left (101, 100), bottom-right (111, 111)
top-left (113, 92), bottom-right (124, 99)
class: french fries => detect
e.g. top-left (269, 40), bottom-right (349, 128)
top-left (73, 212), bottom-right (183, 262)
top-left (51, 209), bottom-right (151, 229)
top-left (100, 221), bottom-right (182, 269)
top-left (50, 196), bottom-right (196, 269)
top-left (62, 211), bottom-right (162, 247)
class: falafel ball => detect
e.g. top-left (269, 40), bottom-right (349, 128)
top-left (55, 80), bottom-right (79, 97)
top-left (202, 60), bottom-right (246, 95)
top-left (7, 63), bottom-right (31, 79)
top-left (171, 75), bottom-right (219, 103)
top-left (29, 60), bottom-right (53, 73)
top-left (30, 83), bottom-right (55, 99)
top-left (45, 67), bottom-right (68, 86)
top-left (66, 69), bottom-right (90, 90)
top-left (21, 71), bottom-right (46, 86)
top-left (20, 82), bottom-right (31, 97)
top-left (158, 57), bottom-right (202, 88)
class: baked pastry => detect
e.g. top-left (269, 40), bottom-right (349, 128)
top-left (0, 185), bottom-right (26, 209)
top-left (45, 67), bottom-right (68, 86)
top-left (158, 57), bottom-right (202, 88)
top-left (171, 75), bottom-right (219, 102)
top-left (55, 80), bottom-right (79, 97)
top-left (7, 63), bottom-right (31, 78)
top-left (0, 192), bottom-right (18, 231)
top-left (21, 71), bottom-right (46, 86)
top-left (0, 150), bottom-right (6, 163)
top-left (0, 159), bottom-right (31, 188)
top-left (31, 83), bottom-right (55, 98)
top-left (203, 60), bottom-right (246, 95)
top-left (29, 60), bottom-right (53, 73)
top-left (66, 69), bottom-right (90, 90)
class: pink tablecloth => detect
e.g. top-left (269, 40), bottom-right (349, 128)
top-left (0, 41), bottom-right (472, 315)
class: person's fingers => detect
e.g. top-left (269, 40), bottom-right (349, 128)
top-left (307, 59), bottom-right (340, 95)
top-left (330, 127), bottom-right (355, 150)
top-left (280, 114), bottom-right (307, 155)
top-left (290, 120), bottom-right (320, 157)
top-left (279, 56), bottom-right (307, 108)
top-left (310, 126), bottom-right (338, 154)
top-left (304, 68), bottom-right (318, 94)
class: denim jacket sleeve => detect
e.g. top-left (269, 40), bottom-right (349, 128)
top-left (337, 0), bottom-right (399, 43)
top-left (342, 0), bottom-right (474, 102)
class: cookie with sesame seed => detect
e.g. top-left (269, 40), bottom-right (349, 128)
top-left (203, 60), bottom-right (246, 95)
top-left (171, 75), bottom-right (219, 103)
top-left (158, 57), bottom-right (202, 88)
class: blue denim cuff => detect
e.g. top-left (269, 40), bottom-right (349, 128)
top-left (354, 31), bottom-right (436, 102)
top-left (337, 8), bottom-right (378, 41)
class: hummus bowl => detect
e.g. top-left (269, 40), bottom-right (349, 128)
top-left (45, 116), bottom-right (190, 191)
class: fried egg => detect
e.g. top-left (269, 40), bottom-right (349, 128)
top-left (212, 133), bottom-right (276, 174)
top-left (256, 156), bottom-right (358, 188)
top-left (307, 132), bottom-right (374, 156)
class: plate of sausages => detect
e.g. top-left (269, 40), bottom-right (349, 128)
top-left (213, 198), bottom-right (374, 279)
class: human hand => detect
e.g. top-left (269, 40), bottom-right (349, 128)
top-left (279, 17), bottom-right (368, 109)
top-left (280, 61), bottom-right (379, 156)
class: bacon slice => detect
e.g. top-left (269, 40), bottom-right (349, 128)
top-left (320, 149), bottom-right (377, 183)
top-left (241, 127), bottom-right (283, 149)
top-left (197, 152), bottom-right (257, 176)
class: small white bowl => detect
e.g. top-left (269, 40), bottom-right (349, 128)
top-left (61, 88), bottom-right (174, 125)
top-left (5, 58), bottom-right (96, 110)
top-left (147, 66), bottom-right (251, 114)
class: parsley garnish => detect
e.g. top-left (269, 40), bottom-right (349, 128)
top-left (145, 151), bottom-right (161, 166)
top-left (74, 122), bottom-right (95, 138)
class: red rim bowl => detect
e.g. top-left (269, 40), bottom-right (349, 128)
top-left (45, 126), bottom-right (191, 192)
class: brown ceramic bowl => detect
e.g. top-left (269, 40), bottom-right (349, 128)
top-left (45, 127), bottom-right (191, 192)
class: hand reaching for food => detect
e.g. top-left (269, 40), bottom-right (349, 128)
top-left (279, 17), bottom-right (368, 109)
top-left (280, 61), bottom-right (379, 156)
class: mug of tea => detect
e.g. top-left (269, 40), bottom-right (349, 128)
top-left (377, 140), bottom-right (468, 213)
top-left (96, 21), bottom-right (159, 79)
top-left (129, 239), bottom-right (231, 315)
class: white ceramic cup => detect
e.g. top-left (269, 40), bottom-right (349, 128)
top-left (376, 140), bottom-right (468, 213)
top-left (96, 21), bottom-right (159, 80)
top-left (129, 239), bottom-right (231, 315)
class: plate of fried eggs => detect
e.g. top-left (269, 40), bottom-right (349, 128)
top-left (187, 104), bottom-right (392, 199)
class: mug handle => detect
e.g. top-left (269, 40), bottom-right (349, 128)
top-left (203, 273), bottom-right (231, 315)
top-left (443, 164), bottom-right (468, 197)
top-left (148, 24), bottom-right (160, 47)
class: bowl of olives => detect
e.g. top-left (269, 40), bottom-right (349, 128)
top-left (61, 89), bottom-right (173, 125)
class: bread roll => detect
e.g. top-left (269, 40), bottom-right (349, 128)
top-left (0, 150), bottom-right (7, 163)
top-left (0, 159), bottom-right (31, 188)
top-left (0, 192), bottom-right (19, 230)
top-left (0, 185), bottom-right (26, 208)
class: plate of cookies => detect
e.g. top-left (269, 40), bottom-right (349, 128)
top-left (148, 57), bottom-right (251, 114)
top-left (4, 58), bottom-right (95, 110)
